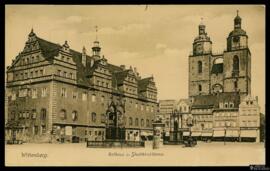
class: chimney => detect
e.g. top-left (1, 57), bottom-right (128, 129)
top-left (130, 66), bottom-right (133, 71)
top-left (120, 65), bottom-right (126, 70)
top-left (82, 46), bottom-right (86, 67)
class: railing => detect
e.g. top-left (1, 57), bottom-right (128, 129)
top-left (86, 140), bottom-right (145, 148)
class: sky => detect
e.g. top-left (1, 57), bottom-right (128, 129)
top-left (5, 5), bottom-right (265, 113)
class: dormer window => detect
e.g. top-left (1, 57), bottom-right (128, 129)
top-left (224, 103), bottom-right (228, 108)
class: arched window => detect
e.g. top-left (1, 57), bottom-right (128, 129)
top-left (198, 84), bottom-right (202, 92)
top-left (198, 61), bottom-right (202, 73)
top-left (60, 109), bottom-right (67, 120)
top-left (72, 111), bottom-right (78, 121)
top-left (41, 108), bottom-right (46, 120)
top-left (129, 117), bottom-right (133, 126)
top-left (141, 119), bottom-right (145, 127)
top-left (101, 114), bottom-right (106, 123)
top-left (91, 112), bottom-right (96, 122)
top-left (135, 118), bottom-right (139, 126)
top-left (233, 55), bottom-right (239, 71)
top-left (146, 119), bottom-right (150, 127)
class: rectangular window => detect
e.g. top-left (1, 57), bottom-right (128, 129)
top-left (41, 88), bottom-right (47, 97)
top-left (101, 96), bottom-right (104, 103)
top-left (40, 70), bottom-right (44, 76)
top-left (41, 125), bottom-right (46, 134)
top-left (82, 92), bottom-right (87, 101)
top-left (25, 73), bottom-right (28, 79)
top-left (19, 89), bottom-right (28, 97)
top-left (63, 71), bottom-right (67, 78)
top-left (70, 73), bottom-right (73, 79)
top-left (32, 88), bottom-right (37, 98)
top-left (35, 71), bottom-right (38, 77)
top-left (11, 92), bottom-right (16, 100)
top-left (61, 88), bottom-right (67, 97)
top-left (57, 70), bottom-right (61, 76)
top-left (30, 72), bottom-right (33, 78)
top-left (91, 94), bottom-right (96, 102)
top-left (73, 92), bottom-right (78, 99)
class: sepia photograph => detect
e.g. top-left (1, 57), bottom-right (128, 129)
top-left (4, 4), bottom-right (266, 166)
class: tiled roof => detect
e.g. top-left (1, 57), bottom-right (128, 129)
top-left (37, 37), bottom-right (61, 59)
top-left (192, 92), bottom-right (241, 109)
top-left (138, 77), bottom-right (153, 92)
top-left (114, 70), bottom-right (130, 85)
top-left (11, 34), bottom-right (156, 99)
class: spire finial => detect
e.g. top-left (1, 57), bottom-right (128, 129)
top-left (237, 10), bottom-right (239, 16)
top-left (31, 27), bottom-right (34, 33)
top-left (95, 25), bottom-right (98, 41)
top-left (200, 17), bottom-right (204, 25)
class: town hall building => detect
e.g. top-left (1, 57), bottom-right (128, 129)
top-left (5, 29), bottom-right (158, 143)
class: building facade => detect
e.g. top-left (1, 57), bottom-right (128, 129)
top-left (239, 95), bottom-right (260, 142)
top-left (157, 100), bottom-right (176, 139)
top-left (5, 29), bottom-right (158, 143)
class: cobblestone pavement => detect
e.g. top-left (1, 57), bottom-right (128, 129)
top-left (5, 141), bottom-right (265, 166)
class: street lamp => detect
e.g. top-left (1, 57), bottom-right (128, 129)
top-left (224, 121), bottom-right (230, 145)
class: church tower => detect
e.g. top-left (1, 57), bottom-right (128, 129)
top-left (223, 11), bottom-right (251, 96)
top-left (188, 19), bottom-right (212, 97)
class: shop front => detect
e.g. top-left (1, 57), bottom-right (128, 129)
top-left (225, 129), bottom-right (239, 142)
top-left (213, 129), bottom-right (225, 141)
top-left (240, 129), bottom-right (259, 142)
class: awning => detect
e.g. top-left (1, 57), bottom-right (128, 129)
top-left (213, 130), bottom-right (225, 137)
top-left (191, 132), bottom-right (201, 136)
top-left (225, 130), bottom-right (239, 137)
top-left (183, 132), bottom-right (190, 136)
top-left (201, 132), bottom-right (213, 137)
top-left (141, 131), bottom-right (153, 136)
top-left (240, 130), bottom-right (257, 138)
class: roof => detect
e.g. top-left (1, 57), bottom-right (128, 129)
top-left (138, 77), bottom-right (153, 92)
top-left (177, 99), bottom-right (191, 106)
top-left (211, 63), bottom-right (223, 74)
top-left (114, 70), bottom-right (130, 85)
top-left (229, 28), bottom-right (247, 37)
top-left (192, 92), bottom-right (241, 109)
top-left (8, 32), bottom-right (156, 99)
top-left (36, 37), bottom-right (62, 59)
